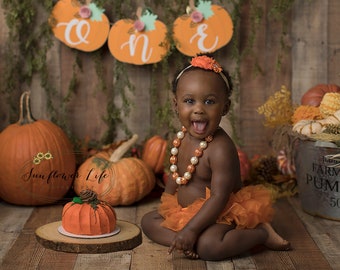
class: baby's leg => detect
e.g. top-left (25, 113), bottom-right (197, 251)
top-left (141, 210), bottom-right (176, 246)
top-left (196, 223), bottom-right (290, 261)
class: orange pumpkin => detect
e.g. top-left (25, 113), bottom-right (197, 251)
top-left (0, 92), bottom-right (76, 205)
top-left (301, 84), bottom-right (340, 107)
top-left (74, 135), bottom-right (156, 206)
top-left (237, 148), bottom-right (251, 182)
top-left (142, 135), bottom-right (168, 174)
top-left (173, 0), bottom-right (233, 56)
top-left (50, 0), bottom-right (110, 52)
top-left (108, 8), bottom-right (169, 65)
top-left (62, 189), bottom-right (116, 235)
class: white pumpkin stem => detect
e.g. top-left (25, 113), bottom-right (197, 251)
top-left (18, 91), bottom-right (35, 125)
top-left (109, 134), bottom-right (139, 162)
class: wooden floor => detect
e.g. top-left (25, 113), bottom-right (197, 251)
top-left (1, 187), bottom-right (339, 270)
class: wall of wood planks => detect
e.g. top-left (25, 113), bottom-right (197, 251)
top-left (0, 0), bottom-right (339, 158)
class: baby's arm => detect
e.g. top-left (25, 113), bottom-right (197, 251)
top-left (164, 172), bottom-right (178, 195)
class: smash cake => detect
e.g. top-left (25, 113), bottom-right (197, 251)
top-left (61, 189), bottom-right (117, 236)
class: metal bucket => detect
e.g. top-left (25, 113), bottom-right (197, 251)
top-left (294, 140), bottom-right (340, 221)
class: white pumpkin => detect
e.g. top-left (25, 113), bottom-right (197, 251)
top-left (293, 109), bottom-right (340, 136)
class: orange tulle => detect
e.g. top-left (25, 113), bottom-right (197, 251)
top-left (159, 185), bottom-right (274, 232)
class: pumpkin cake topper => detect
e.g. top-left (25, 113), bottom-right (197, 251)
top-left (173, 0), bottom-right (233, 56)
top-left (108, 7), bottom-right (170, 65)
top-left (50, 0), bottom-right (110, 52)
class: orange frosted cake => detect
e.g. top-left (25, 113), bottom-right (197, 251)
top-left (62, 189), bottom-right (116, 235)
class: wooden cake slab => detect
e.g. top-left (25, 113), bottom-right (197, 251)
top-left (35, 220), bottom-right (142, 253)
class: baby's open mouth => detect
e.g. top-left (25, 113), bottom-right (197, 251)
top-left (192, 121), bottom-right (207, 134)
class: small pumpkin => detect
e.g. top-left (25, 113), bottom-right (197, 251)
top-left (173, 0), bottom-right (233, 56)
top-left (0, 92), bottom-right (76, 205)
top-left (62, 189), bottom-right (116, 235)
top-left (142, 135), bottom-right (168, 174)
top-left (292, 109), bottom-right (340, 136)
top-left (300, 84), bottom-right (340, 107)
top-left (108, 7), bottom-right (169, 65)
top-left (291, 105), bottom-right (322, 125)
top-left (292, 119), bottom-right (325, 136)
top-left (319, 92), bottom-right (340, 118)
top-left (74, 134), bottom-right (156, 206)
top-left (50, 0), bottom-right (110, 52)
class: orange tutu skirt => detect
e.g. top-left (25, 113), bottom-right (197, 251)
top-left (159, 185), bottom-right (274, 232)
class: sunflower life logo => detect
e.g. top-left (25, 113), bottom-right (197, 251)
top-left (19, 151), bottom-right (76, 185)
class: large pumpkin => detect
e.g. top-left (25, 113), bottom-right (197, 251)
top-left (50, 0), bottom-right (110, 52)
top-left (0, 92), bottom-right (76, 205)
top-left (173, 0), bottom-right (233, 56)
top-left (300, 84), bottom-right (340, 107)
top-left (74, 135), bottom-right (156, 206)
top-left (108, 8), bottom-right (169, 65)
top-left (142, 135), bottom-right (168, 174)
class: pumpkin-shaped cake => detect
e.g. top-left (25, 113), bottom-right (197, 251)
top-left (62, 189), bottom-right (116, 235)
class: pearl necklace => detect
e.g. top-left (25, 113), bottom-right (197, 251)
top-left (169, 126), bottom-right (213, 185)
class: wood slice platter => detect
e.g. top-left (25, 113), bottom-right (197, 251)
top-left (35, 220), bottom-right (142, 253)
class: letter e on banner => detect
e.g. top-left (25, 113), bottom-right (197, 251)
top-left (173, 4), bottom-right (233, 56)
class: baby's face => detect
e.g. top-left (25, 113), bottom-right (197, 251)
top-left (174, 69), bottom-right (229, 139)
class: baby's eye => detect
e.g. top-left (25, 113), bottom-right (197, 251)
top-left (184, 98), bottom-right (194, 104)
top-left (205, 99), bottom-right (215, 105)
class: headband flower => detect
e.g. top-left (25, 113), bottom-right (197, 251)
top-left (190, 55), bottom-right (223, 73)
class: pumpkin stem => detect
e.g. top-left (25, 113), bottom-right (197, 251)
top-left (189, 0), bottom-right (196, 10)
top-left (79, 189), bottom-right (100, 210)
top-left (18, 91), bottom-right (36, 125)
top-left (109, 134), bottom-right (139, 162)
top-left (80, 189), bottom-right (98, 202)
top-left (136, 6), bottom-right (143, 18)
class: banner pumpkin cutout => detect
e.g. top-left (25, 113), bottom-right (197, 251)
top-left (50, 0), bottom-right (110, 52)
top-left (108, 8), bottom-right (169, 65)
top-left (173, 0), bottom-right (233, 56)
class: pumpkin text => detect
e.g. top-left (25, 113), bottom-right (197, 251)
top-left (190, 24), bottom-right (218, 53)
top-left (22, 168), bottom-right (76, 184)
top-left (121, 34), bottom-right (153, 63)
top-left (303, 162), bottom-right (340, 193)
top-left (84, 168), bottom-right (109, 184)
top-left (57, 19), bottom-right (91, 46)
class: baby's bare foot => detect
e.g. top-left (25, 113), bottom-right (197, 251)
top-left (259, 223), bottom-right (291, 251)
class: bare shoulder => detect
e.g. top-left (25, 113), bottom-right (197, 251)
top-left (209, 128), bottom-right (238, 157)
top-left (206, 128), bottom-right (241, 189)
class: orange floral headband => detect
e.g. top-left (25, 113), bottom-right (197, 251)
top-left (175, 55), bottom-right (230, 89)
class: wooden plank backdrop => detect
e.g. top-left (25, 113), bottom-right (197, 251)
top-left (0, 0), bottom-right (340, 158)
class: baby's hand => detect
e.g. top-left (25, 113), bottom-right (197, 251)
top-left (168, 228), bottom-right (198, 256)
